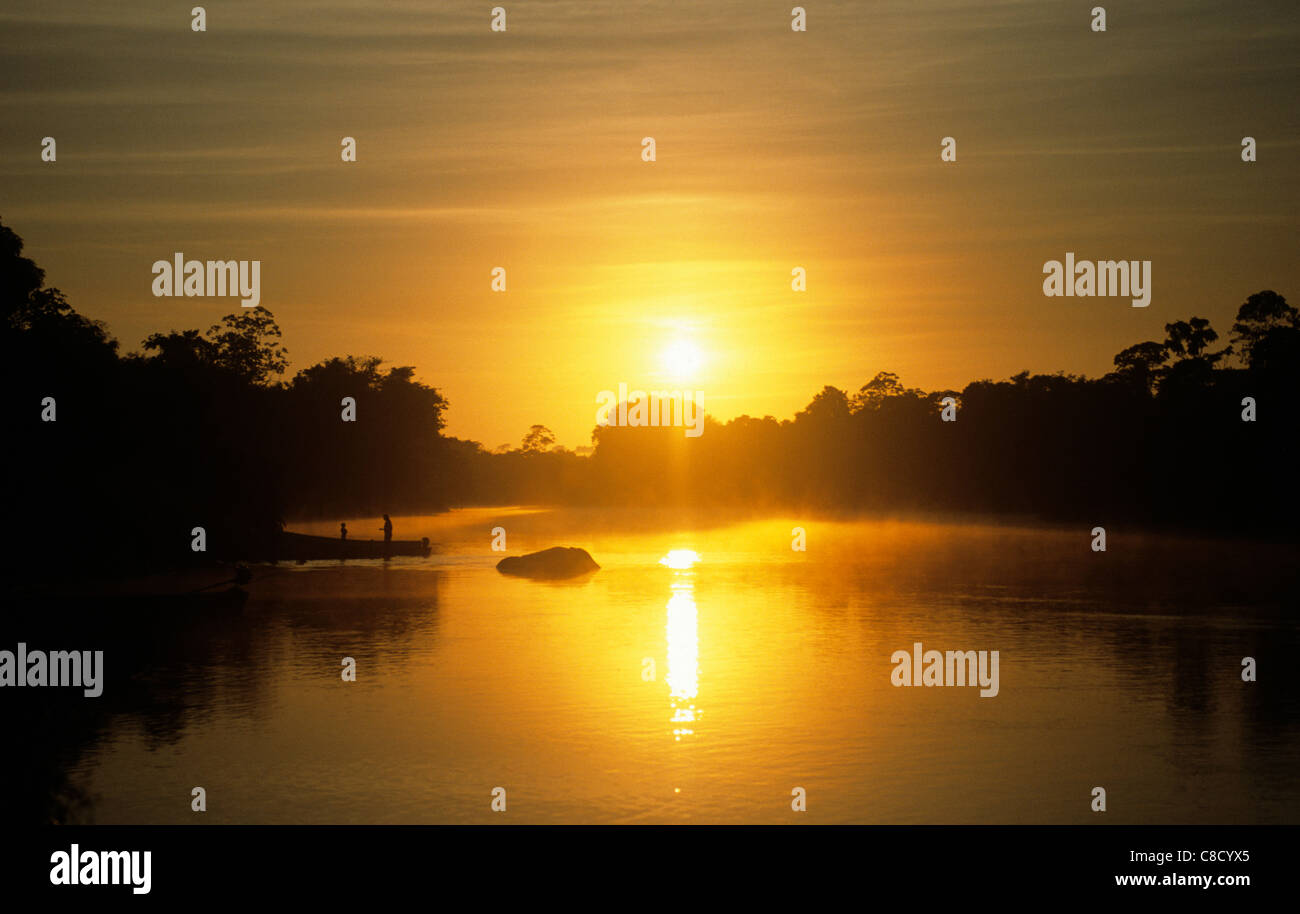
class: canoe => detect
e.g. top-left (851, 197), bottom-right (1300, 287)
top-left (271, 531), bottom-right (433, 562)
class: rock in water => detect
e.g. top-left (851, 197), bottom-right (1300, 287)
top-left (496, 546), bottom-right (600, 579)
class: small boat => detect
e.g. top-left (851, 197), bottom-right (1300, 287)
top-left (270, 531), bottom-right (433, 562)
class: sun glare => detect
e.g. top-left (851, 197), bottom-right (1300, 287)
top-left (660, 340), bottom-right (703, 381)
top-left (659, 549), bottom-right (700, 570)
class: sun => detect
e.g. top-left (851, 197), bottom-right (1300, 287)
top-left (659, 549), bottom-right (700, 569)
top-left (660, 340), bottom-right (704, 381)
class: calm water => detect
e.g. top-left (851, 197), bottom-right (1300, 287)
top-left (66, 508), bottom-right (1300, 823)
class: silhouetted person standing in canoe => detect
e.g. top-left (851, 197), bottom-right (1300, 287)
top-left (340, 522), bottom-right (347, 541)
top-left (382, 515), bottom-right (392, 544)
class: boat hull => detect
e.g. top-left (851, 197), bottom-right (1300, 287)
top-left (269, 532), bottom-right (433, 562)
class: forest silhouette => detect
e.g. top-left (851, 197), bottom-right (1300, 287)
top-left (4, 216), bottom-right (1297, 580)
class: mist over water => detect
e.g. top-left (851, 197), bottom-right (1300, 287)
top-left (65, 508), bottom-right (1300, 824)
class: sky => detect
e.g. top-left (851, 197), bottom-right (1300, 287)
top-left (2, 0), bottom-right (1297, 448)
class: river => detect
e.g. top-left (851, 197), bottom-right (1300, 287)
top-left (63, 507), bottom-right (1300, 823)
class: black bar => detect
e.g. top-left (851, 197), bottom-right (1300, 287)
top-left (1, 825), bottom-right (1284, 900)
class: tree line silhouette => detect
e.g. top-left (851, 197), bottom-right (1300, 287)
top-left (580, 296), bottom-right (1297, 535)
top-left (4, 216), bottom-right (1296, 580)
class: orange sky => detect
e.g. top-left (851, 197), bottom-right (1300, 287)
top-left (2, 0), bottom-right (1297, 447)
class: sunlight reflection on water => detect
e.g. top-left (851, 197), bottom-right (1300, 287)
top-left (63, 508), bottom-right (1300, 825)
